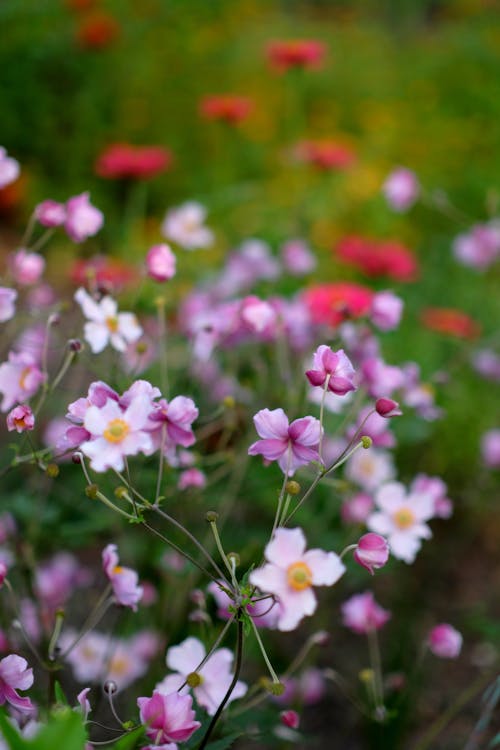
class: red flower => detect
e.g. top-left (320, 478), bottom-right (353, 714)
top-left (335, 235), bottom-right (419, 282)
top-left (76, 12), bottom-right (120, 50)
top-left (295, 140), bottom-right (356, 171)
top-left (199, 95), bottom-right (253, 125)
top-left (70, 256), bottom-right (137, 293)
top-left (267, 40), bottom-right (326, 71)
top-left (302, 282), bottom-right (374, 327)
top-left (420, 308), bottom-right (481, 340)
top-left (95, 144), bottom-right (172, 180)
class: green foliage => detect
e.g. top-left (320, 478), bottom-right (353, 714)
top-left (0, 708), bottom-right (87, 750)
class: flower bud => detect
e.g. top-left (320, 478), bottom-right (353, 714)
top-left (428, 624), bottom-right (462, 659)
top-left (85, 484), bottom-right (99, 499)
top-left (146, 243), bottom-right (176, 282)
top-left (354, 533), bottom-right (390, 575)
top-left (223, 395), bottom-right (235, 409)
top-left (375, 397), bottom-right (402, 418)
top-left (361, 435), bottom-right (372, 449)
top-left (285, 480), bottom-right (301, 495)
top-left (45, 463), bottom-right (60, 478)
top-left (227, 552), bottom-right (240, 567)
top-left (68, 338), bottom-right (83, 352)
top-left (103, 680), bottom-right (117, 695)
top-left (205, 511), bottom-right (219, 523)
top-left (280, 710), bottom-right (300, 729)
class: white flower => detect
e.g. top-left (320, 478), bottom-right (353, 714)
top-left (345, 448), bottom-right (395, 492)
top-left (161, 202), bottom-right (214, 250)
top-left (75, 288), bottom-right (142, 353)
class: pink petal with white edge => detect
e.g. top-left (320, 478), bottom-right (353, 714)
top-left (303, 549), bottom-right (346, 586)
top-left (288, 417), bottom-right (321, 445)
top-left (124, 396), bottom-right (152, 431)
top-left (166, 637), bottom-right (205, 674)
top-left (83, 405), bottom-right (108, 436)
top-left (253, 408), bottom-right (289, 439)
top-left (265, 527), bottom-right (307, 568)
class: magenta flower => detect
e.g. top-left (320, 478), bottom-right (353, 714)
top-left (281, 709), bottom-right (300, 729)
top-left (148, 396), bottom-right (199, 451)
top-left (0, 351), bottom-right (45, 412)
top-left (354, 533), bottom-right (390, 575)
top-left (248, 408), bottom-right (322, 476)
top-left (65, 192), bottom-right (104, 243)
top-left (103, 544), bottom-right (143, 611)
top-left (6, 404), bottom-right (35, 433)
top-left (375, 398), bottom-right (402, 418)
top-left (382, 167), bottom-right (420, 212)
top-left (0, 654), bottom-right (34, 712)
top-left (306, 346), bottom-right (356, 396)
top-left (146, 243), bottom-right (176, 282)
top-left (35, 200), bottom-right (67, 228)
top-left (138, 691), bottom-right (201, 747)
top-left (249, 527), bottom-right (345, 631)
top-left (178, 468), bottom-right (206, 490)
top-left (0, 287), bottom-right (17, 323)
top-left (370, 291), bottom-right (404, 331)
top-left (341, 592), bottom-right (391, 634)
top-left (428, 624), bottom-right (462, 659)
top-left (9, 249), bottom-right (45, 286)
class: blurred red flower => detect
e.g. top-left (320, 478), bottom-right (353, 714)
top-left (199, 95), bottom-right (253, 125)
top-left (335, 235), bottom-right (419, 282)
top-left (76, 12), bottom-right (120, 50)
top-left (295, 140), bottom-right (356, 170)
top-left (267, 40), bottom-right (326, 71)
top-left (95, 144), bottom-right (172, 179)
top-left (70, 256), bottom-right (137, 293)
top-left (302, 282), bottom-right (374, 327)
top-left (420, 308), bottom-right (481, 340)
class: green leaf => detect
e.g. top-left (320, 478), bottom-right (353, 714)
top-left (107, 726), bottom-right (145, 750)
top-left (205, 731), bottom-right (242, 750)
top-left (53, 681), bottom-right (69, 707)
top-left (25, 708), bottom-right (87, 750)
top-left (0, 708), bottom-right (29, 750)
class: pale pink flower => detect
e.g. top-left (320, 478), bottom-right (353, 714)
top-left (0, 288), bottom-right (17, 323)
top-left (345, 448), bottom-right (395, 492)
top-left (370, 291), bottom-right (403, 331)
top-left (146, 243), bottom-right (176, 282)
top-left (102, 544), bottom-right (143, 610)
top-left (341, 592), bottom-right (391, 634)
top-left (481, 429), bottom-right (500, 469)
top-left (80, 395), bottom-right (153, 472)
top-left (354, 533), bottom-right (390, 575)
top-left (9, 250), bottom-right (45, 286)
top-left (453, 222), bottom-right (500, 270)
top-left (157, 636), bottom-right (247, 715)
top-left (0, 655), bottom-right (34, 712)
top-left (361, 357), bottom-right (405, 399)
top-left (472, 349), bottom-right (500, 381)
top-left (65, 192), bottom-right (104, 243)
top-left (178, 468), bottom-right (206, 490)
top-left (240, 296), bottom-right (277, 334)
top-left (410, 474), bottom-right (453, 518)
top-left (428, 624), bottom-right (462, 659)
top-left (367, 481), bottom-right (435, 563)
top-left (341, 493), bottom-right (374, 524)
top-left (0, 352), bottom-right (45, 412)
top-left (75, 287), bottom-right (142, 353)
top-left (248, 408), bottom-right (322, 476)
top-left (35, 200), bottom-right (67, 228)
top-left (138, 691), bottom-right (201, 747)
top-left (0, 147), bottom-right (20, 189)
top-left (35, 552), bottom-right (90, 612)
top-left (306, 345), bottom-right (356, 396)
top-left (382, 168), bottom-right (419, 212)
top-left (281, 239), bottom-right (316, 275)
top-left (161, 202), bottom-right (214, 250)
top-left (249, 527), bottom-right (345, 631)
top-left (401, 363), bottom-right (442, 421)
top-left (6, 404), bottom-right (35, 433)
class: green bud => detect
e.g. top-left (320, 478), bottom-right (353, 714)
top-left (285, 480), bottom-right (301, 495)
top-left (361, 435), bottom-right (372, 449)
top-left (85, 484), bottom-right (99, 500)
top-left (227, 552), bottom-right (240, 567)
top-left (205, 511), bottom-right (219, 523)
top-left (46, 463), bottom-right (59, 478)
top-left (114, 486), bottom-right (129, 500)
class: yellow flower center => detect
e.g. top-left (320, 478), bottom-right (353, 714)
top-left (103, 419), bottom-right (130, 444)
top-left (287, 561), bottom-right (313, 591)
top-left (109, 655), bottom-right (129, 676)
top-left (393, 507), bottom-right (415, 530)
top-left (106, 316), bottom-right (119, 333)
top-left (18, 366), bottom-right (31, 391)
top-left (112, 565), bottom-right (124, 575)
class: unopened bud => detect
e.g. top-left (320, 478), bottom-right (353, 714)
top-left (0, 562), bottom-right (8, 587)
top-left (68, 338), bottom-right (83, 352)
top-left (186, 672), bottom-right (203, 688)
top-left (280, 709), bottom-right (300, 729)
top-left (114, 486), bottom-right (129, 500)
top-left (103, 680), bottom-right (117, 695)
top-left (227, 552), bottom-right (240, 567)
top-left (205, 511), bottom-right (219, 523)
top-left (48, 313), bottom-right (60, 327)
top-left (311, 630), bottom-right (330, 647)
top-left (46, 463), bottom-right (59, 478)
top-left (361, 435), bottom-right (372, 449)
top-left (354, 533), bottom-right (390, 575)
top-left (375, 398), bottom-right (402, 418)
top-left (268, 681), bottom-right (285, 696)
top-left (85, 484), bottom-right (99, 500)
top-left (285, 480), bottom-right (301, 495)
top-left (72, 452), bottom-right (82, 464)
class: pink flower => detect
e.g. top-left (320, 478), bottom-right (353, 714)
top-left (249, 527), bottom-right (345, 631)
top-left (306, 346), bottom-right (356, 396)
top-left (281, 709), bottom-right (300, 729)
top-left (0, 288), bottom-right (17, 322)
top-left (75, 287), bottom-right (142, 353)
top-left (341, 592), bottom-right (391, 634)
top-left (0, 351), bottom-right (45, 412)
top-left (472, 349), bottom-right (500, 381)
top-left (410, 474), bottom-right (453, 518)
top-left (367, 481), bottom-right (435, 563)
top-left (102, 544), bottom-right (143, 610)
top-left (240, 296), bottom-right (277, 334)
top-left (453, 222), bottom-right (500, 270)
top-left (0, 562), bottom-right (8, 587)
top-left (428, 624), bottom-right (462, 659)
top-left (481, 429), bottom-right (500, 469)
top-left (6, 404), bottom-right (35, 433)
top-left (148, 396), bottom-right (198, 450)
top-left (157, 637), bottom-right (247, 715)
top-left (248, 408), bottom-right (322, 476)
top-left (267, 39), bottom-right (326, 72)
top-left (35, 552), bottom-right (90, 612)
top-left (281, 240), bottom-right (316, 275)
top-left (35, 200), bottom-right (67, 227)
top-left (354, 533), bottom-right (390, 575)
top-left (345, 448), bottom-right (395, 492)
top-left (370, 291), bottom-right (404, 331)
top-left (65, 192), bottom-right (104, 243)
top-left (341, 493), bottom-right (374, 524)
top-left (146, 244), bottom-right (176, 282)
top-left (80, 394), bottom-right (154, 472)
top-left (361, 357), bottom-right (405, 399)
top-left (0, 147), bottom-right (20, 189)
top-left (178, 468), bottom-right (206, 490)
top-left (138, 691), bottom-right (201, 747)
top-left (161, 202), bottom-right (214, 250)
top-left (0, 654), bottom-right (34, 712)
top-left (76, 688), bottom-right (92, 720)
top-left (9, 249), bottom-right (45, 286)
top-left (382, 168), bottom-right (420, 212)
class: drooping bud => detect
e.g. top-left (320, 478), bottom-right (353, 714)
top-left (354, 533), bottom-right (390, 575)
top-left (103, 680), bottom-right (117, 695)
top-left (428, 624), bottom-right (463, 659)
top-left (375, 397), bottom-right (403, 418)
top-left (280, 709), bottom-right (300, 729)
